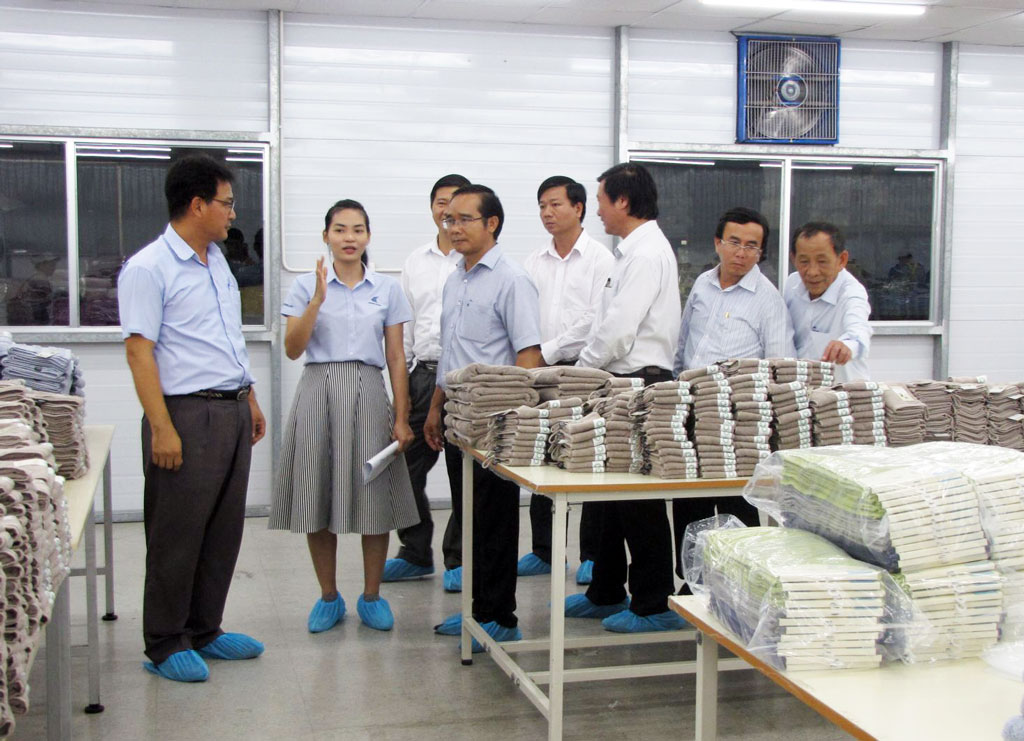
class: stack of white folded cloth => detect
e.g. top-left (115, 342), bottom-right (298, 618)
top-left (984, 384), bottom-right (1024, 451)
top-left (907, 381), bottom-right (954, 441)
top-left (882, 383), bottom-right (927, 446)
top-left (769, 381), bottom-right (814, 451)
top-left (589, 386), bottom-right (644, 473)
top-left (771, 358), bottom-right (836, 387)
top-left (528, 366), bottom-right (611, 403)
top-left (481, 398), bottom-right (584, 468)
top-left (834, 381), bottom-right (887, 446)
top-left (547, 412), bottom-right (608, 473)
top-left (635, 380), bottom-right (698, 479)
top-left (947, 380), bottom-right (989, 444)
top-left (442, 364), bottom-right (538, 447)
top-left (0, 381), bottom-right (48, 440)
top-left (726, 372), bottom-right (773, 476)
top-left (0, 344), bottom-right (84, 396)
top-left (683, 365), bottom-right (737, 479)
top-left (809, 388), bottom-right (856, 447)
top-left (28, 390), bottom-right (89, 479)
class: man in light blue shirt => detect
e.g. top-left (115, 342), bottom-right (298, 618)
top-left (118, 155), bottom-right (267, 683)
top-left (784, 221), bottom-right (872, 383)
top-left (423, 184), bottom-right (542, 648)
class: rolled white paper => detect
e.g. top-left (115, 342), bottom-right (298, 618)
top-left (362, 440), bottom-right (400, 484)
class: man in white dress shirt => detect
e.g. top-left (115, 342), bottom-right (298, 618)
top-left (382, 174), bottom-right (470, 587)
top-left (672, 207), bottom-right (795, 583)
top-left (568, 162), bottom-right (686, 634)
top-left (518, 176), bottom-right (614, 584)
top-left (784, 221), bottom-right (872, 383)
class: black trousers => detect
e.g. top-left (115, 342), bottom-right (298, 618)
top-left (528, 496), bottom-right (601, 564)
top-left (585, 366), bottom-right (676, 616)
top-left (443, 443), bottom-right (520, 627)
top-left (395, 364), bottom-right (444, 567)
top-left (142, 395), bottom-right (252, 664)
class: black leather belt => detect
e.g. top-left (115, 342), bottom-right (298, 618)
top-left (188, 386), bottom-right (250, 401)
top-left (416, 361), bottom-right (439, 372)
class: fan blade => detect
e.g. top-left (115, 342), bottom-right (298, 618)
top-left (754, 106), bottom-right (820, 139)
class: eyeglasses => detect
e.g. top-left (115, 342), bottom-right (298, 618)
top-left (441, 216), bottom-right (483, 230)
top-left (719, 238), bottom-right (761, 255)
top-left (212, 198), bottom-right (237, 212)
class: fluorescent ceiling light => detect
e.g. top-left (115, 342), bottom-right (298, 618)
top-left (0, 144), bottom-right (14, 149)
top-left (635, 157), bottom-right (716, 165)
top-left (226, 157), bottom-right (263, 163)
top-left (699, 0), bottom-right (925, 16)
top-left (77, 145), bottom-right (172, 153)
top-left (792, 164), bottom-right (853, 170)
top-left (894, 166), bottom-right (935, 173)
top-left (759, 162), bottom-right (783, 168)
top-left (77, 153), bottom-right (170, 160)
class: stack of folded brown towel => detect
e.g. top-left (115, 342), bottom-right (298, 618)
top-left (547, 412), bottom-right (608, 473)
top-left (589, 384), bottom-right (644, 473)
top-left (28, 390), bottom-right (89, 479)
top-left (985, 384), bottom-right (1024, 451)
top-left (442, 364), bottom-right (539, 447)
top-left (809, 387), bottom-right (856, 446)
top-left (724, 371), bottom-right (773, 476)
top-left (947, 379), bottom-right (989, 445)
top-left (882, 383), bottom-right (928, 446)
top-left (682, 365), bottom-right (738, 479)
top-left (635, 380), bottom-right (698, 479)
top-left (771, 358), bottom-right (835, 387)
top-left (834, 380), bottom-right (888, 446)
top-left (482, 398), bottom-right (585, 468)
top-left (907, 380), bottom-right (954, 441)
top-left (528, 366), bottom-right (611, 402)
top-left (769, 381), bottom-right (814, 451)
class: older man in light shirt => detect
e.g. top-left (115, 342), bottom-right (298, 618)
top-left (519, 175), bottom-right (614, 584)
top-left (784, 221), bottom-right (872, 382)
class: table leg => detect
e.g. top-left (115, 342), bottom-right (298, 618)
top-left (84, 496), bottom-right (103, 713)
top-left (45, 580), bottom-right (72, 740)
top-left (548, 496), bottom-right (567, 741)
top-left (460, 452), bottom-right (474, 666)
top-left (695, 631), bottom-right (719, 741)
top-left (102, 454), bottom-right (117, 621)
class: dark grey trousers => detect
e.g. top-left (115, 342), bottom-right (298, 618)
top-left (142, 395), bottom-right (252, 664)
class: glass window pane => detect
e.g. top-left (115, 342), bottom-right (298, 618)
top-left (790, 163), bottom-right (936, 321)
top-left (76, 144), bottom-right (265, 327)
top-left (642, 159), bottom-right (782, 305)
top-left (0, 141), bottom-right (68, 326)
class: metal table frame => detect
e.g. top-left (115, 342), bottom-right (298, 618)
top-left (457, 448), bottom-right (750, 741)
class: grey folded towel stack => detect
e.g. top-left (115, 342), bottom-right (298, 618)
top-left (985, 384), bottom-right (1024, 451)
top-left (443, 364), bottom-right (539, 448)
top-left (769, 357), bottom-right (836, 387)
top-left (688, 365), bottom-right (738, 479)
top-left (633, 380), bottom-right (697, 479)
top-left (590, 384), bottom-right (645, 473)
top-left (882, 383), bottom-right (928, 447)
top-left (482, 398), bottom-right (585, 468)
top-left (528, 366), bottom-right (612, 403)
top-left (947, 380), bottom-right (989, 445)
top-left (725, 372), bottom-right (773, 476)
top-left (768, 381), bottom-right (813, 451)
top-left (834, 380), bottom-right (888, 446)
top-left (548, 412), bottom-right (609, 473)
top-left (907, 380), bottom-right (954, 441)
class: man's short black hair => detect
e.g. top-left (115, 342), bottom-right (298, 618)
top-left (165, 154), bottom-right (234, 221)
top-left (430, 174), bottom-right (471, 204)
top-left (537, 175), bottom-right (587, 221)
top-left (792, 221), bottom-right (845, 255)
top-left (716, 206), bottom-right (770, 246)
top-left (597, 162), bottom-right (658, 220)
top-left (452, 184), bottom-right (504, 239)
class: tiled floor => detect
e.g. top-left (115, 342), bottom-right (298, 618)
top-left (16, 508), bottom-right (849, 740)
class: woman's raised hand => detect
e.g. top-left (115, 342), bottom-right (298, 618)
top-left (312, 256), bottom-right (328, 306)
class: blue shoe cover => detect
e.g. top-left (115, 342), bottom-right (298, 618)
top-left (142, 649), bottom-right (209, 682)
top-left (575, 560), bottom-right (594, 585)
top-left (443, 567), bottom-right (462, 593)
top-left (464, 620), bottom-right (523, 654)
top-left (517, 553), bottom-right (552, 576)
top-left (308, 594), bottom-right (346, 633)
top-left (197, 633), bottom-right (264, 660)
top-left (433, 612), bottom-right (462, 636)
top-left (564, 593), bottom-right (629, 618)
top-left (382, 558), bottom-right (435, 582)
top-left (357, 595), bottom-right (394, 631)
top-left (602, 608), bottom-right (688, 633)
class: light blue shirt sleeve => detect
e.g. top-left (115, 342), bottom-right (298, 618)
top-left (118, 263), bottom-right (165, 342)
top-left (762, 290), bottom-right (797, 359)
top-left (501, 272), bottom-right (542, 353)
top-left (281, 273), bottom-right (313, 318)
top-left (385, 278), bottom-right (413, 326)
top-left (674, 290), bottom-right (696, 377)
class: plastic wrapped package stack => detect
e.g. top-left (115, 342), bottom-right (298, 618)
top-left (834, 381), bottom-right (888, 446)
top-left (633, 380), bottom-right (698, 479)
top-left (947, 380), bottom-right (989, 445)
top-left (528, 366), bottom-right (611, 404)
top-left (588, 384), bottom-right (643, 473)
top-left (882, 383), bottom-right (928, 446)
top-left (725, 372), bottom-right (773, 477)
top-left (984, 384), bottom-right (1024, 451)
top-left (0, 344), bottom-right (85, 397)
top-left (769, 381), bottom-right (814, 451)
top-left (906, 381), bottom-right (954, 441)
top-left (547, 412), bottom-right (608, 473)
top-left (809, 388), bottom-right (856, 447)
top-left (27, 390), bottom-right (90, 479)
top-left (442, 364), bottom-right (539, 448)
top-left (481, 398), bottom-right (584, 468)
top-left (682, 365), bottom-right (737, 479)
top-left (686, 522), bottom-right (907, 671)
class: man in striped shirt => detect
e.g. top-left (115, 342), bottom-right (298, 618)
top-left (672, 206), bottom-right (795, 581)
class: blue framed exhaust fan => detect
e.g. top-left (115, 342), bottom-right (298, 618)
top-left (737, 34), bottom-right (840, 145)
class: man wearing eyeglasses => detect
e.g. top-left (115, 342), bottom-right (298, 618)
top-left (423, 184), bottom-right (542, 649)
top-left (382, 174), bottom-right (470, 590)
top-left (671, 206), bottom-right (794, 584)
top-left (118, 154), bottom-right (267, 683)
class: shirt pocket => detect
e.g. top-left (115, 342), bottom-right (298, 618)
top-left (460, 301), bottom-right (503, 343)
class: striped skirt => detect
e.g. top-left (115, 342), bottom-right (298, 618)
top-left (268, 361), bottom-right (419, 535)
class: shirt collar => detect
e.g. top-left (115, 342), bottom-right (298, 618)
top-left (810, 269), bottom-right (846, 306)
top-left (459, 243), bottom-right (503, 273)
top-left (164, 223), bottom-right (215, 263)
top-left (715, 262), bottom-right (762, 292)
top-left (327, 264), bottom-right (379, 287)
top-left (544, 229), bottom-right (589, 260)
top-left (613, 220), bottom-right (658, 259)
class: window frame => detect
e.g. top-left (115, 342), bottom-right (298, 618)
top-left (0, 134), bottom-right (270, 340)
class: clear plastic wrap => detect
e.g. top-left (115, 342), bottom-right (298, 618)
top-left (684, 519), bottom-right (920, 671)
top-left (743, 445), bottom-right (987, 574)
